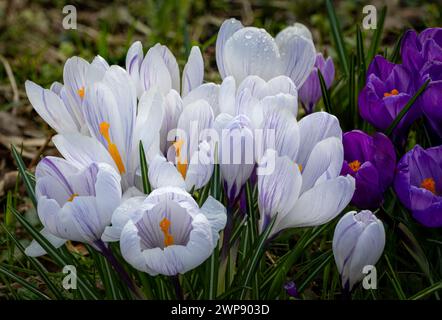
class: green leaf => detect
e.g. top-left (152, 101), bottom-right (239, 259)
top-left (356, 25), bottom-right (366, 83)
top-left (385, 254), bottom-right (406, 300)
top-left (139, 141), bottom-right (152, 195)
top-left (389, 30), bottom-right (405, 63)
top-left (386, 79), bottom-right (430, 136)
top-left (367, 6), bottom-right (387, 63)
top-left (409, 281), bottom-right (442, 300)
top-left (1, 224), bottom-right (65, 300)
top-left (11, 145), bottom-right (37, 207)
top-left (0, 264), bottom-right (51, 300)
top-left (9, 206), bottom-right (100, 299)
top-left (238, 214), bottom-right (277, 299)
top-left (326, 0), bottom-right (349, 75)
top-left (318, 69), bottom-right (333, 114)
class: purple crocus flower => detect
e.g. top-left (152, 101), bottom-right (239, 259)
top-left (401, 28), bottom-right (442, 139)
top-left (394, 145), bottom-right (442, 228)
top-left (401, 28), bottom-right (442, 74)
top-left (340, 130), bottom-right (396, 209)
top-left (299, 53), bottom-right (335, 114)
top-left (358, 55), bottom-right (421, 142)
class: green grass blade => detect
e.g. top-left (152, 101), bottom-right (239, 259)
top-left (1, 224), bottom-right (65, 300)
top-left (367, 6), bottom-right (387, 63)
top-left (389, 30), bottom-right (405, 63)
top-left (139, 141), bottom-right (152, 195)
top-left (409, 281), bottom-right (442, 300)
top-left (318, 69), bottom-right (333, 114)
top-left (385, 254), bottom-right (406, 300)
top-left (239, 215), bottom-right (277, 299)
top-left (10, 206), bottom-right (100, 299)
top-left (326, 0), bottom-right (349, 75)
top-left (11, 145), bottom-right (36, 207)
top-left (386, 79), bottom-right (430, 136)
top-left (0, 264), bottom-right (51, 300)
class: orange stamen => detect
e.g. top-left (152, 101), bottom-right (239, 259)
top-left (298, 164), bottom-right (303, 172)
top-left (421, 178), bottom-right (436, 194)
top-left (159, 217), bottom-right (174, 247)
top-left (384, 89), bottom-right (399, 97)
top-left (77, 87), bottom-right (85, 99)
top-left (349, 160), bottom-right (361, 172)
top-left (67, 193), bottom-right (79, 202)
top-left (173, 139), bottom-right (188, 179)
top-left (99, 122), bottom-right (126, 174)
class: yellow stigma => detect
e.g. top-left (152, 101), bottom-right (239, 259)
top-left (99, 122), bottom-right (126, 174)
top-left (349, 160), bottom-right (361, 172)
top-left (421, 178), bottom-right (436, 194)
top-left (173, 139), bottom-right (188, 179)
top-left (77, 86), bottom-right (85, 99)
top-left (384, 89), bottom-right (399, 97)
top-left (298, 164), bottom-right (303, 172)
top-left (67, 193), bottom-right (79, 202)
top-left (159, 217), bottom-right (174, 247)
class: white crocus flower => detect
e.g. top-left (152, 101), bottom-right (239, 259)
top-left (25, 156), bottom-right (121, 257)
top-left (333, 210), bottom-right (386, 291)
top-left (126, 41), bottom-right (221, 153)
top-left (216, 18), bottom-right (316, 88)
top-left (102, 187), bottom-right (226, 276)
top-left (25, 55), bottom-right (109, 134)
top-left (51, 67), bottom-right (164, 191)
top-left (148, 98), bottom-right (216, 192)
top-left (126, 41), bottom-right (207, 98)
top-left (257, 109), bottom-right (355, 236)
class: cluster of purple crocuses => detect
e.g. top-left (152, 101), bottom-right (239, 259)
top-left (334, 27), bottom-right (442, 228)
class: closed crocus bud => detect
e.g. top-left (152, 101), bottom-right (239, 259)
top-left (299, 53), bottom-right (335, 114)
top-left (333, 210), bottom-right (385, 292)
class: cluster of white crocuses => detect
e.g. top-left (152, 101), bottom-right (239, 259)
top-left (23, 18), bottom-right (385, 291)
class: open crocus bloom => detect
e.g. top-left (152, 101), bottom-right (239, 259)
top-left (358, 55), bottom-right (420, 141)
top-left (394, 145), bottom-right (442, 227)
top-left (25, 55), bottom-right (109, 134)
top-left (147, 97), bottom-right (216, 192)
top-left (25, 157), bottom-right (122, 257)
top-left (102, 187), bottom-right (226, 276)
top-left (257, 109), bottom-right (355, 236)
top-left (216, 18), bottom-right (316, 88)
top-left (341, 130), bottom-right (396, 209)
top-left (333, 210), bottom-right (385, 291)
top-left (299, 52), bottom-right (335, 114)
top-left (51, 69), bottom-right (165, 191)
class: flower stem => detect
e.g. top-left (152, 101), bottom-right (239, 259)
top-left (94, 240), bottom-right (143, 299)
top-left (171, 275), bottom-right (183, 300)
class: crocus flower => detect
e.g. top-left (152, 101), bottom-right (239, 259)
top-left (102, 187), bottom-right (226, 276)
top-left (51, 71), bottom-right (164, 191)
top-left (126, 41), bottom-right (221, 152)
top-left (358, 55), bottom-right (420, 141)
top-left (400, 28), bottom-right (442, 140)
top-left (257, 109), bottom-right (355, 236)
top-left (218, 114), bottom-right (256, 203)
top-left (333, 210), bottom-right (385, 291)
top-left (216, 19), bottom-right (316, 88)
top-left (401, 28), bottom-right (442, 74)
top-left (394, 145), bottom-right (442, 227)
top-left (126, 41), bottom-right (204, 98)
top-left (299, 53), bottom-right (335, 114)
top-left (147, 98), bottom-right (216, 192)
top-left (25, 55), bottom-right (109, 134)
top-left (340, 130), bottom-right (396, 209)
top-left (25, 157), bottom-right (121, 257)
top-left (217, 75), bottom-right (298, 124)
